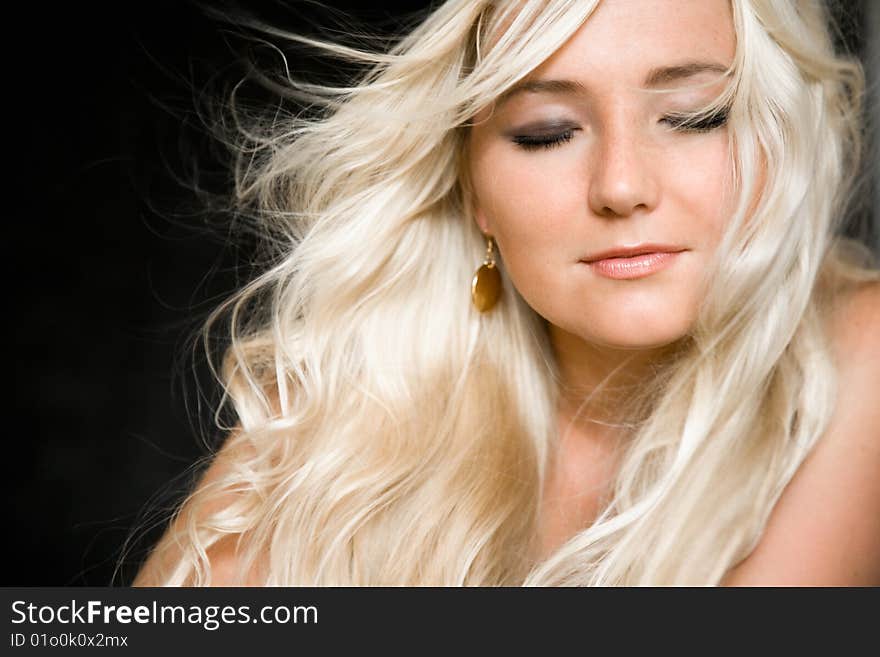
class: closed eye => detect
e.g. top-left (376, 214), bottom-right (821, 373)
top-left (512, 128), bottom-right (579, 151)
top-left (661, 108), bottom-right (729, 133)
top-left (510, 109), bottom-right (726, 150)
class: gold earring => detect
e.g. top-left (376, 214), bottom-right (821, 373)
top-left (471, 235), bottom-right (502, 312)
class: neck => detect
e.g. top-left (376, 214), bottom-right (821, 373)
top-left (548, 324), bottom-right (687, 440)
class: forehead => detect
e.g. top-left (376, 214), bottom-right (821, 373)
top-left (522, 0), bottom-right (734, 83)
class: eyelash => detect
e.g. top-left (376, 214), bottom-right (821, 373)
top-left (660, 108), bottom-right (729, 133)
top-left (512, 109), bottom-right (729, 151)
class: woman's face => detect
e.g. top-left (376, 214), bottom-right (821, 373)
top-left (467, 0), bottom-right (735, 350)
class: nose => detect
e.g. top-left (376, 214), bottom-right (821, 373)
top-left (588, 120), bottom-right (660, 218)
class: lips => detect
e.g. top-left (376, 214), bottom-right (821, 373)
top-left (581, 244), bottom-right (687, 280)
top-left (581, 244), bottom-right (687, 263)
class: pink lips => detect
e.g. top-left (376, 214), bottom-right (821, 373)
top-left (582, 245), bottom-right (686, 280)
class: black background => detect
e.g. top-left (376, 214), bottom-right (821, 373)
top-left (8, 0), bottom-right (436, 586)
top-left (7, 1), bottom-right (873, 586)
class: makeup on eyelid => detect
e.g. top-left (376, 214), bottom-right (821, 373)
top-left (467, 0), bottom-right (736, 352)
top-left (501, 84), bottom-right (730, 151)
top-left (509, 107), bottom-right (728, 150)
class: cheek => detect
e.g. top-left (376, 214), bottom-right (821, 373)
top-left (667, 137), bottom-right (733, 245)
top-left (468, 130), bottom-right (733, 350)
top-left (470, 143), bottom-right (583, 277)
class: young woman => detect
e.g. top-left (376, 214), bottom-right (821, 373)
top-left (132, 0), bottom-right (879, 586)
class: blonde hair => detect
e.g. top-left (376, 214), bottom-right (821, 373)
top-left (129, 0), bottom-right (878, 585)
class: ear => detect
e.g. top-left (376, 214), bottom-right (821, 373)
top-left (472, 203), bottom-right (493, 236)
top-left (460, 144), bottom-right (493, 235)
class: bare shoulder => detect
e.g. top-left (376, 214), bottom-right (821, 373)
top-left (723, 281), bottom-right (880, 586)
top-left (825, 275), bottom-right (879, 345)
top-left (132, 433), bottom-right (264, 587)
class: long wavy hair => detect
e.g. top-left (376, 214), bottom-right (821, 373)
top-left (131, 0), bottom-right (878, 585)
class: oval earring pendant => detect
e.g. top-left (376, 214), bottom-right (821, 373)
top-left (471, 262), bottom-right (501, 312)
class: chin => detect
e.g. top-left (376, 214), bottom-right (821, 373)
top-left (574, 316), bottom-right (695, 351)
top-left (593, 331), bottom-right (690, 351)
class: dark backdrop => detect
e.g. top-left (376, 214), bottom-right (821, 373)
top-left (7, 1), bottom-right (875, 586)
top-left (8, 0), bottom-right (436, 586)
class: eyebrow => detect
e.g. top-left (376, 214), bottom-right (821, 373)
top-left (498, 61), bottom-right (730, 105)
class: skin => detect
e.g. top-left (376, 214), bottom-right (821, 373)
top-left (468, 0), bottom-right (735, 430)
top-left (134, 0), bottom-right (880, 586)
top-left (467, 1), bottom-right (880, 580)
top-left (468, 0), bottom-right (737, 558)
